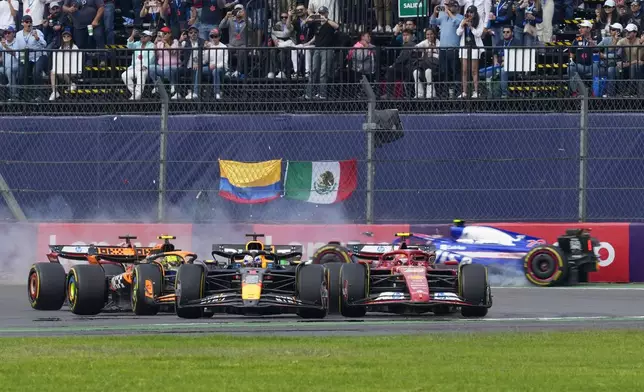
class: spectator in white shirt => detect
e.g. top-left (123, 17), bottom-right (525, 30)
top-left (202, 27), bottom-right (227, 99)
top-left (49, 27), bottom-right (81, 100)
top-left (413, 28), bottom-right (440, 99)
top-left (0, 0), bottom-right (18, 34)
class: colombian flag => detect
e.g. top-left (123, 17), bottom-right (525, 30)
top-left (218, 159), bottom-right (282, 204)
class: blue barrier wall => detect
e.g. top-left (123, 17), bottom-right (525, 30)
top-left (1, 113), bottom-right (643, 223)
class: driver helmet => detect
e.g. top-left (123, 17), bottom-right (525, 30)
top-left (243, 255), bottom-right (254, 266)
top-left (394, 255), bottom-right (409, 265)
top-left (254, 256), bottom-right (262, 266)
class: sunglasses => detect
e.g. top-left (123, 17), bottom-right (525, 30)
top-left (281, 15), bottom-right (288, 18)
top-left (23, 21), bottom-right (32, 24)
top-left (210, 34), bottom-right (220, 38)
top-left (503, 30), bottom-right (512, 33)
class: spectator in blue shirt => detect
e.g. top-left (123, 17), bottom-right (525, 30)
top-left (15, 15), bottom-right (48, 100)
top-left (430, 0), bottom-right (463, 97)
top-left (487, 0), bottom-right (514, 47)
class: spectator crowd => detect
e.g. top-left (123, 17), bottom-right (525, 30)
top-left (0, 0), bottom-right (644, 101)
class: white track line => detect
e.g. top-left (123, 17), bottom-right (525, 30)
top-left (491, 286), bottom-right (644, 290)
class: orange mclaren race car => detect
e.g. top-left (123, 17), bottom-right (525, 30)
top-left (27, 235), bottom-right (203, 315)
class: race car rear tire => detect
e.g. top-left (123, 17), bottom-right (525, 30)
top-left (458, 263), bottom-right (491, 318)
top-left (131, 264), bottom-right (163, 316)
top-left (27, 262), bottom-right (66, 311)
top-left (67, 265), bottom-right (107, 316)
top-left (523, 245), bottom-right (569, 287)
top-left (175, 264), bottom-right (206, 319)
top-left (311, 244), bottom-right (353, 314)
top-left (339, 263), bottom-right (368, 318)
top-left (101, 263), bottom-right (125, 277)
top-left (296, 264), bottom-right (328, 319)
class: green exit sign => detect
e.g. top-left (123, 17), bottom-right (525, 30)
top-left (399, 0), bottom-right (428, 17)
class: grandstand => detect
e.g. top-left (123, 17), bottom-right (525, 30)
top-left (1, 0), bottom-right (643, 115)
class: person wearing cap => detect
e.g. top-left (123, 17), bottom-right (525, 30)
top-left (430, 0), bottom-right (464, 98)
top-left (617, 22), bottom-right (644, 95)
top-left (596, 22), bottom-right (622, 96)
top-left (0, 27), bottom-right (20, 100)
top-left (0, 0), bottom-right (18, 35)
top-left (567, 20), bottom-right (598, 95)
top-left (219, 3), bottom-right (251, 78)
top-left (151, 25), bottom-right (181, 99)
top-left (304, 5), bottom-right (339, 99)
top-left (43, 2), bottom-right (73, 50)
top-left (596, 0), bottom-right (620, 38)
top-left (49, 27), bottom-right (80, 100)
top-left (456, 5), bottom-right (484, 98)
top-left (201, 27), bottom-right (228, 99)
top-left (179, 25), bottom-right (204, 99)
top-left (459, 0), bottom-right (491, 32)
top-left (121, 28), bottom-right (156, 100)
top-left (15, 15), bottom-right (48, 99)
top-left (512, 0), bottom-right (543, 46)
top-left (624, 0), bottom-right (643, 34)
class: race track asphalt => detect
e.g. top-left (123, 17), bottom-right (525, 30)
top-left (1, 284), bottom-right (643, 336)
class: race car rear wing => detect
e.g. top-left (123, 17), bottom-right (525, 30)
top-left (211, 244), bottom-right (303, 262)
top-left (46, 244), bottom-right (154, 264)
top-left (348, 243), bottom-right (436, 260)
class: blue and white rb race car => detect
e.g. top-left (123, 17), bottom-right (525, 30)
top-left (391, 220), bottom-right (600, 287)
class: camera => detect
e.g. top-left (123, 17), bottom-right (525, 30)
top-left (232, 9), bottom-right (239, 16)
top-left (437, 6), bottom-right (444, 11)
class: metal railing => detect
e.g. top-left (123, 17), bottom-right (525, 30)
top-left (1, 45), bottom-right (644, 224)
top-left (1, 44), bottom-right (643, 114)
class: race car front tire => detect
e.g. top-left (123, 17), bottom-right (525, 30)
top-left (175, 264), bottom-right (206, 319)
top-left (458, 263), bottom-right (491, 318)
top-left (523, 245), bottom-right (569, 287)
top-left (131, 264), bottom-right (163, 316)
top-left (28, 262), bottom-right (66, 311)
top-left (295, 264), bottom-right (328, 319)
top-left (310, 244), bottom-right (353, 314)
top-left (67, 265), bottom-right (107, 315)
top-left (339, 263), bottom-right (368, 318)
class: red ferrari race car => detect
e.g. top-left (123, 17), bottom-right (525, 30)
top-left (310, 233), bottom-right (492, 318)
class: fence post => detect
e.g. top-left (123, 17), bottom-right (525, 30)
top-left (574, 73), bottom-right (589, 222)
top-left (361, 76), bottom-right (376, 224)
top-left (0, 173), bottom-right (26, 221)
top-left (157, 79), bottom-right (169, 222)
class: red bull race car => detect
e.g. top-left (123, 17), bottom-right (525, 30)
top-left (174, 234), bottom-right (329, 319)
top-left (27, 235), bottom-right (201, 315)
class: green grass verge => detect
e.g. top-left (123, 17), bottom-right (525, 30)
top-left (1, 331), bottom-right (643, 392)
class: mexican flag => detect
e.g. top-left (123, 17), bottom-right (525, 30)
top-left (284, 160), bottom-right (358, 204)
